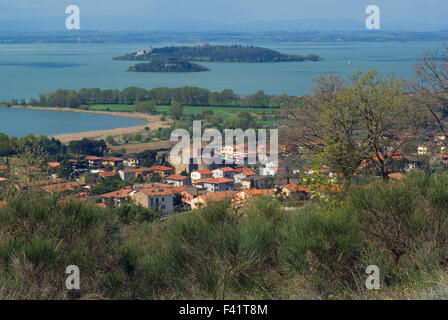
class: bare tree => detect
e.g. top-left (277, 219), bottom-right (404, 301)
top-left (413, 44), bottom-right (448, 146)
top-left (281, 70), bottom-right (425, 184)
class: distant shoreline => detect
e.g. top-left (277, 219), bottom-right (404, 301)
top-left (10, 105), bottom-right (170, 144)
top-left (2, 30), bottom-right (448, 44)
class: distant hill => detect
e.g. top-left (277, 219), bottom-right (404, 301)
top-left (114, 44), bottom-right (322, 63)
top-left (2, 30), bottom-right (448, 44)
top-left (127, 58), bottom-right (210, 73)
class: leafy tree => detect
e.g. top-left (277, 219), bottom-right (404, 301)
top-left (58, 159), bottom-right (73, 179)
top-left (106, 136), bottom-right (115, 145)
top-left (133, 100), bottom-right (156, 114)
top-left (223, 112), bottom-right (255, 130)
top-left (168, 103), bottom-right (183, 121)
top-left (248, 90), bottom-right (269, 107)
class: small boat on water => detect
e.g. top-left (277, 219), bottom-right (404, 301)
top-left (348, 61), bottom-right (353, 65)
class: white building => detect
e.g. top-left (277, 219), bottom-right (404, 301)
top-left (194, 178), bottom-right (234, 193)
top-left (190, 169), bottom-right (213, 182)
top-left (165, 174), bottom-right (188, 187)
top-left (134, 189), bottom-right (174, 215)
top-left (212, 167), bottom-right (235, 179)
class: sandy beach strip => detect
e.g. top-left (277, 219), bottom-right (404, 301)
top-left (11, 106), bottom-right (171, 144)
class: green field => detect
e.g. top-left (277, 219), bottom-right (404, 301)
top-left (88, 104), bottom-right (280, 120)
top-left (88, 104), bottom-right (135, 112)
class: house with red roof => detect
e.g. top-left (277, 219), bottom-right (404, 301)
top-left (165, 174), bottom-right (189, 187)
top-left (150, 166), bottom-right (174, 177)
top-left (102, 157), bottom-right (124, 167)
top-left (100, 188), bottom-right (134, 206)
top-left (233, 167), bottom-right (257, 183)
top-left (194, 177), bottom-right (234, 193)
top-left (190, 169), bottom-right (213, 182)
top-left (99, 171), bottom-right (116, 179)
top-left (85, 156), bottom-right (103, 167)
top-left (212, 167), bottom-right (236, 179)
top-left (191, 191), bottom-right (238, 210)
top-left (134, 187), bottom-right (174, 214)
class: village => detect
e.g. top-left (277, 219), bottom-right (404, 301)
top-left (1, 129), bottom-right (445, 216)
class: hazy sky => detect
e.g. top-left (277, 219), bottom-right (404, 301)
top-left (1, 0), bottom-right (447, 30)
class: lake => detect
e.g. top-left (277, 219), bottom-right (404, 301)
top-left (0, 41), bottom-right (443, 137)
top-left (0, 41), bottom-right (442, 101)
top-left (0, 107), bottom-right (145, 137)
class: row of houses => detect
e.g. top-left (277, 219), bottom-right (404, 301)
top-left (98, 181), bottom-right (312, 214)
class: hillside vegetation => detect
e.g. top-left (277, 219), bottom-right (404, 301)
top-left (2, 172), bottom-right (448, 299)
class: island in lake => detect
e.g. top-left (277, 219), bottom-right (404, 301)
top-left (114, 44), bottom-right (322, 63)
top-left (127, 57), bottom-right (210, 73)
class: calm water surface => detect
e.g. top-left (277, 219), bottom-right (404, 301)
top-left (0, 41), bottom-right (443, 136)
top-left (0, 107), bottom-right (145, 137)
top-left (0, 41), bottom-right (442, 100)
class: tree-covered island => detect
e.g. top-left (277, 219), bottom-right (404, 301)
top-left (114, 44), bottom-right (322, 63)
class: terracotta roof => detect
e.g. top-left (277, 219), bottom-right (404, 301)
top-left (101, 188), bottom-right (133, 198)
top-left (234, 168), bottom-right (256, 176)
top-left (172, 185), bottom-right (189, 193)
top-left (196, 169), bottom-right (213, 175)
top-left (99, 171), bottom-right (116, 178)
top-left (244, 189), bottom-right (263, 195)
top-left (48, 162), bottom-right (60, 168)
top-left (195, 177), bottom-right (234, 184)
top-left (283, 184), bottom-right (311, 194)
top-left (244, 189), bottom-right (276, 196)
top-left (85, 156), bottom-right (102, 161)
top-left (198, 191), bottom-right (238, 202)
top-left (41, 181), bottom-right (81, 192)
top-left (166, 174), bottom-right (188, 181)
top-left (217, 167), bottom-right (236, 172)
top-left (151, 166), bottom-right (173, 171)
top-left (0, 177), bottom-right (8, 182)
top-left (0, 201), bottom-right (5, 208)
top-left (120, 167), bottom-right (153, 174)
top-left (139, 188), bottom-right (174, 197)
top-left (0, 165), bottom-right (7, 170)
